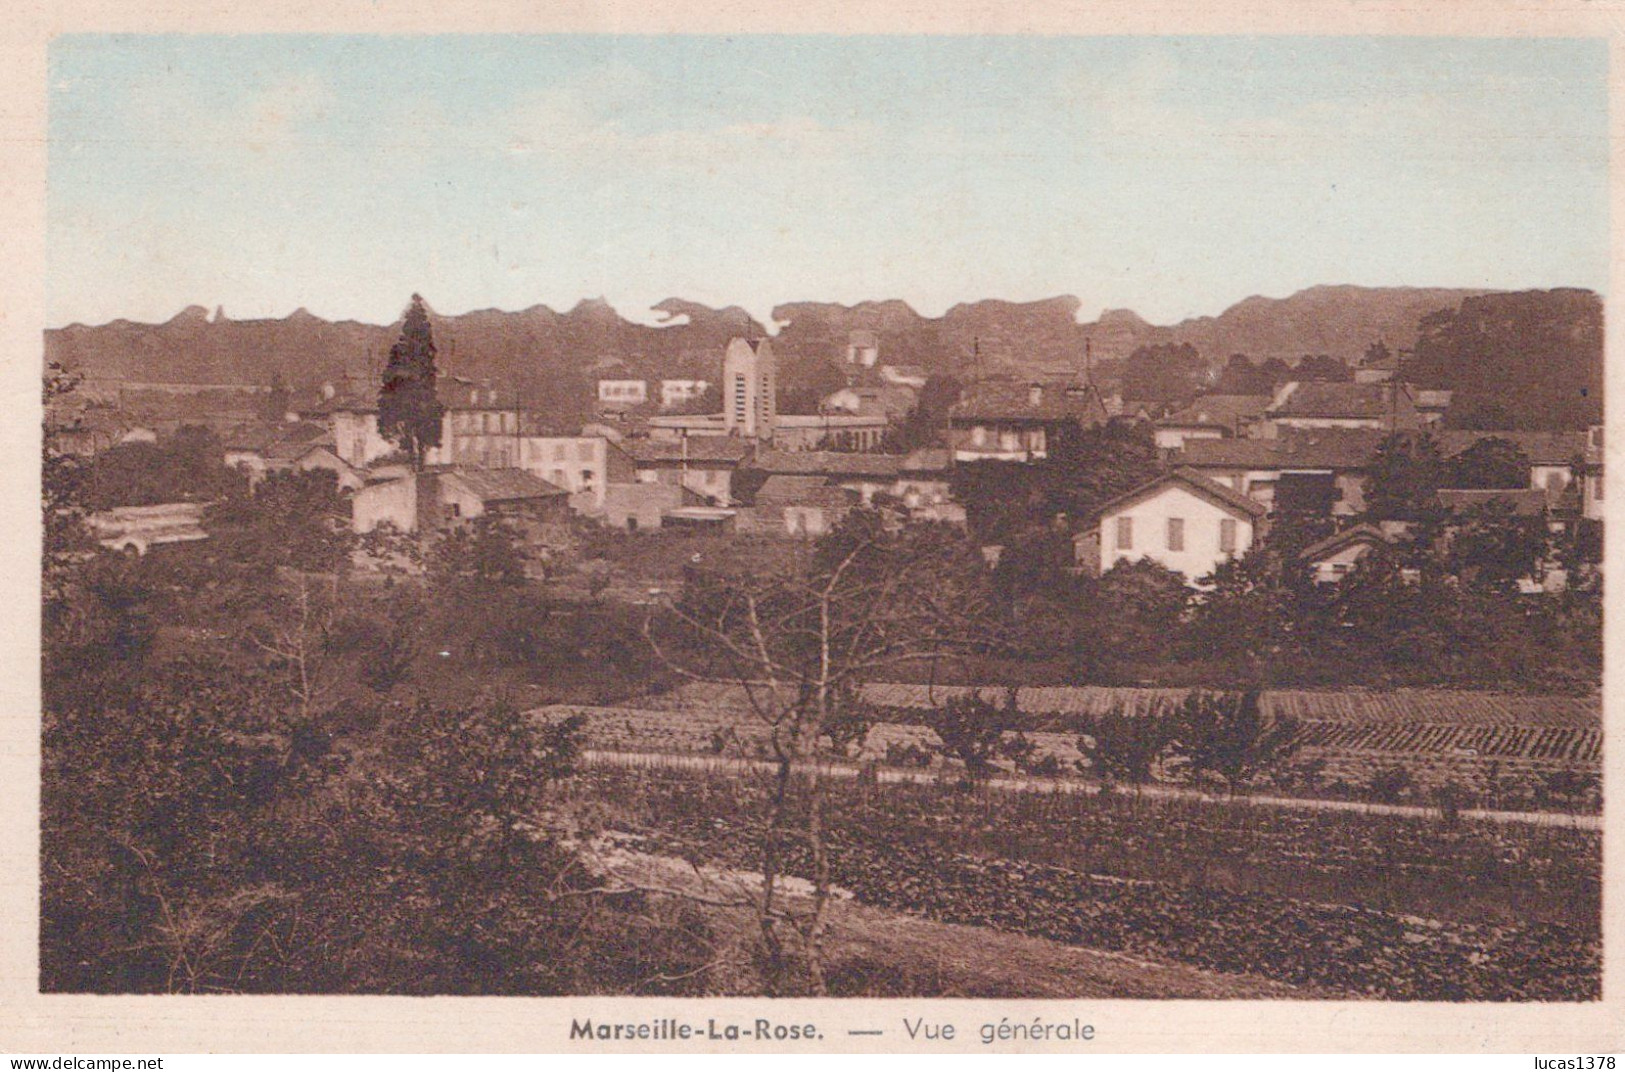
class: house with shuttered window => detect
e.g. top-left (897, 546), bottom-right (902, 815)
top-left (1076, 468), bottom-right (1267, 585)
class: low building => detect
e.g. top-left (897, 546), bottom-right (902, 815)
top-left (1078, 468), bottom-right (1267, 584)
top-left (948, 380), bottom-right (1109, 462)
top-left (822, 384), bottom-right (917, 422)
top-left (1265, 381), bottom-right (1433, 433)
top-left (620, 437), bottom-right (754, 504)
top-left (742, 475), bottom-right (857, 538)
top-left (751, 449), bottom-right (902, 505)
top-left (602, 481), bottom-right (707, 533)
top-left (1298, 523), bottom-right (1392, 584)
top-left (1177, 428), bottom-right (1386, 518)
top-left (518, 434), bottom-right (634, 513)
top-left (1153, 394), bottom-right (1271, 450)
top-left (225, 422), bottom-right (365, 491)
top-left (437, 468), bottom-right (569, 525)
top-left (748, 447), bottom-right (957, 522)
top-left (1436, 430), bottom-right (1591, 502)
top-left (351, 467), bottom-right (567, 534)
top-left (770, 413), bottom-right (890, 452)
top-left (352, 473), bottom-right (426, 534)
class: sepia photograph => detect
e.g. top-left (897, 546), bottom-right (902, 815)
top-left (25, 16), bottom-right (1615, 1040)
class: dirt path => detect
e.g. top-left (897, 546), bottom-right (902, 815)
top-left (579, 834), bottom-right (1333, 999)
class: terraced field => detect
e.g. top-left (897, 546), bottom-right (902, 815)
top-left (539, 679), bottom-right (1602, 811)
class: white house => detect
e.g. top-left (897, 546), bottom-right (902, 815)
top-left (598, 379), bottom-right (649, 407)
top-left (518, 434), bottom-right (634, 513)
top-left (659, 379), bottom-right (710, 410)
top-left (1080, 468), bottom-right (1267, 584)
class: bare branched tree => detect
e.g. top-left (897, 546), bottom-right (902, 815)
top-left (643, 509), bottom-right (993, 994)
top-left (250, 571), bottom-right (340, 724)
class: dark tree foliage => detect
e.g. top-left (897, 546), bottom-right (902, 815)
top-left (1363, 432), bottom-right (1447, 522)
top-left (41, 625), bottom-right (715, 995)
top-left (1407, 289), bottom-right (1603, 431)
top-left (1175, 689), bottom-right (1300, 793)
top-left (1214, 354), bottom-right (1274, 395)
top-left (261, 372), bottom-right (291, 424)
top-left (1447, 437), bottom-right (1532, 491)
top-left (1184, 551), bottom-right (1311, 686)
top-left (1120, 342), bottom-right (1209, 409)
top-left (1076, 701), bottom-right (1180, 788)
top-left (1293, 354), bottom-right (1353, 382)
top-left (952, 421), bottom-right (1161, 545)
top-left (43, 363), bottom-right (93, 610)
top-left (204, 469), bottom-right (354, 576)
top-left (431, 516), bottom-right (529, 586)
top-left (923, 688), bottom-right (1027, 782)
top-left (1090, 557), bottom-right (1189, 667)
top-left (1443, 500), bottom-right (1551, 593)
top-left (378, 294), bottom-right (446, 469)
top-left (83, 426), bottom-right (242, 511)
top-left (1445, 402), bottom-right (1519, 432)
top-left (776, 356), bottom-right (848, 415)
top-left (883, 374), bottom-right (963, 452)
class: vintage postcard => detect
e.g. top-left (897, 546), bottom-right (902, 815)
top-left (3, 0), bottom-right (1623, 1055)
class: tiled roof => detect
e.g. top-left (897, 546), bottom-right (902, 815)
top-left (950, 380), bottom-right (1108, 423)
top-left (753, 450), bottom-right (902, 478)
top-left (1298, 523), bottom-right (1390, 562)
top-left (1091, 467), bottom-right (1268, 522)
top-left (226, 421), bottom-right (331, 455)
top-left (1437, 431), bottom-right (1588, 467)
top-left (1179, 428), bottom-right (1386, 471)
top-left (1156, 394), bottom-right (1271, 429)
top-left (620, 437), bottom-right (755, 464)
top-left (900, 447), bottom-right (951, 472)
top-left (756, 475), bottom-right (857, 509)
top-left (1269, 382), bottom-right (1401, 419)
top-left (263, 433), bottom-right (338, 462)
top-left (1436, 488), bottom-right (1551, 516)
top-left (443, 468), bottom-right (567, 502)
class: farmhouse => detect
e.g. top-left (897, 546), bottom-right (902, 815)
top-left (519, 433), bottom-right (634, 513)
top-left (1078, 468), bottom-right (1267, 584)
top-left (425, 380), bottom-right (522, 470)
top-left (1177, 428), bottom-right (1384, 518)
top-left (1152, 394), bottom-right (1271, 450)
top-left (1298, 523), bottom-right (1393, 584)
top-left (437, 468), bottom-right (569, 525)
top-left (620, 437), bottom-right (754, 504)
top-left (351, 467), bottom-right (568, 534)
top-left (948, 380), bottom-right (1110, 462)
top-left (744, 475), bottom-right (857, 538)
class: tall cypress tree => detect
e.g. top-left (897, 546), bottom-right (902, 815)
top-left (378, 294), bottom-right (446, 470)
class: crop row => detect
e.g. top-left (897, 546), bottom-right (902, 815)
top-left (1293, 721), bottom-right (1601, 762)
top-left (638, 681), bottom-right (1601, 730)
top-left (536, 703), bottom-right (1601, 810)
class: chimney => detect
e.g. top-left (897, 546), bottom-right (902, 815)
top-left (1028, 383), bottom-right (1043, 407)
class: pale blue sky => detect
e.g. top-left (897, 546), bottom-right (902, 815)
top-left (47, 35), bottom-right (1608, 328)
